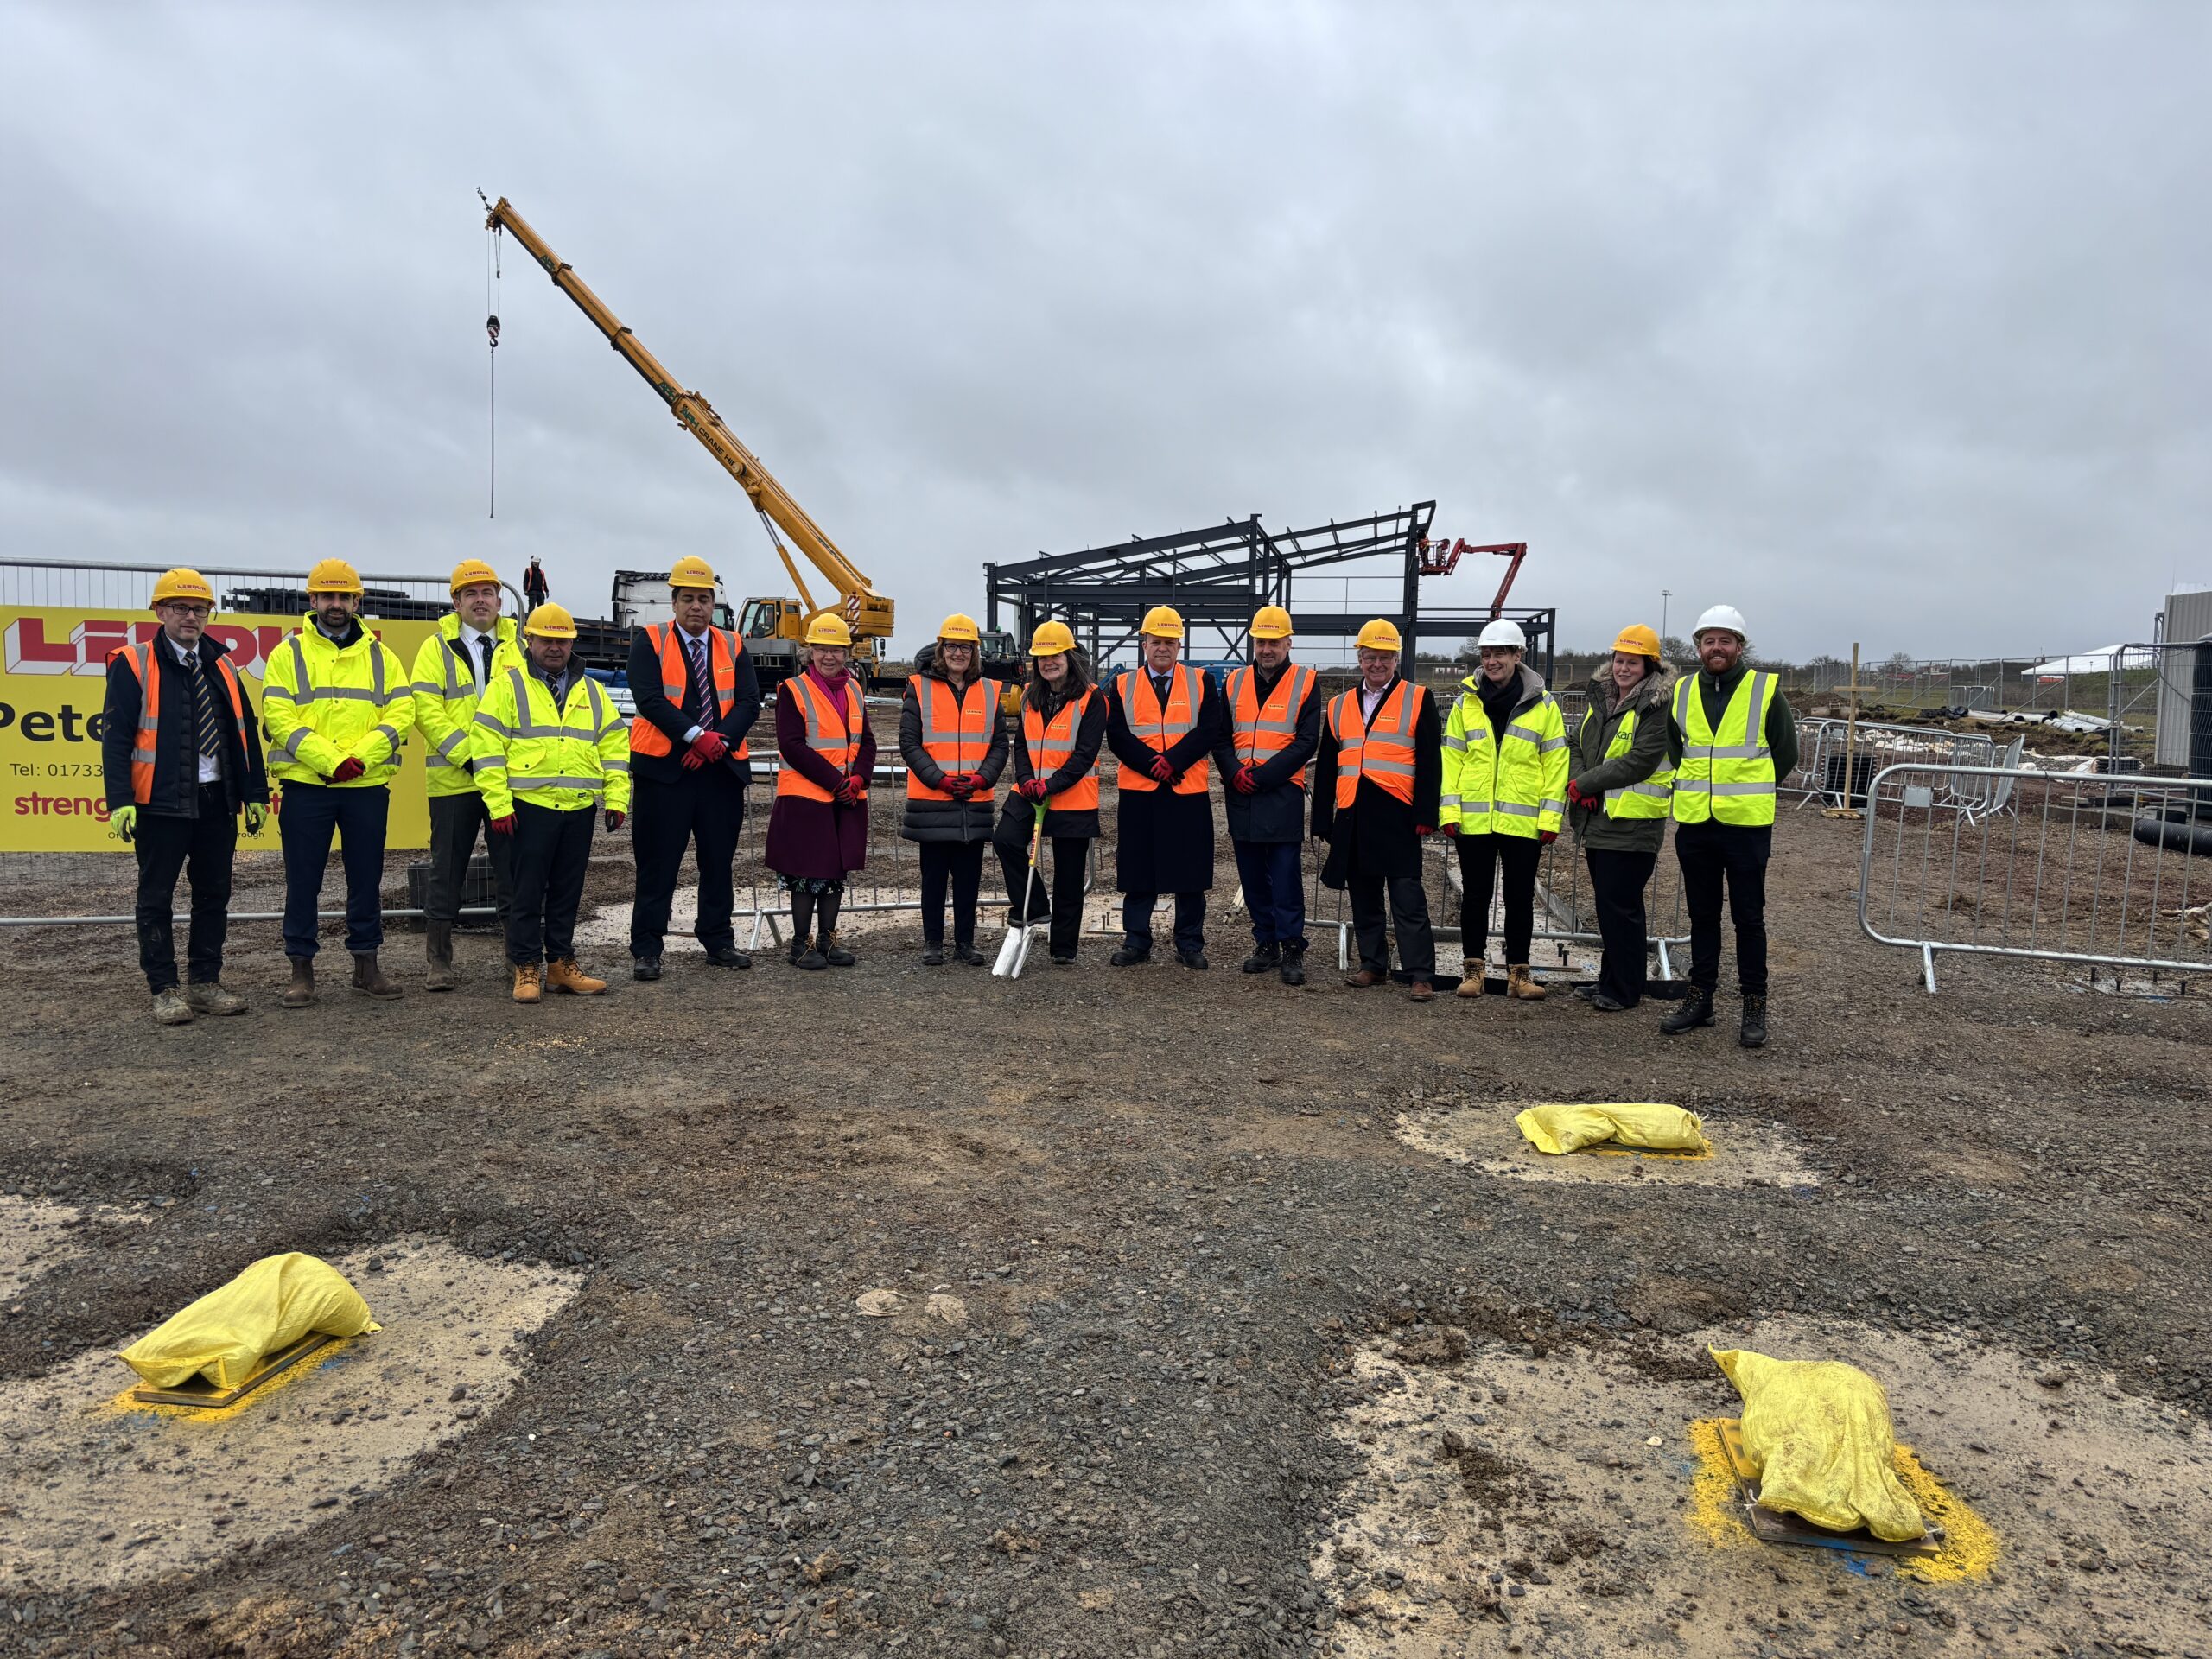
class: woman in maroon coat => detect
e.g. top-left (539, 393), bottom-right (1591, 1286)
top-left (765, 626), bottom-right (879, 969)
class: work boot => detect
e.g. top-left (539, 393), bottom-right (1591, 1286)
top-left (351, 951), bottom-right (402, 999)
top-left (151, 988), bottom-right (194, 1026)
top-left (1740, 993), bottom-right (1770, 1049)
top-left (792, 935), bottom-right (828, 971)
top-left (1408, 977), bottom-right (1434, 1003)
top-left (548, 957), bottom-right (607, 995)
top-left (1455, 970), bottom-right (1485, 999)
top-left (1109, 940), bottom-right (1151, 967)
top-left (1506, 964), bottom-right (1547, 1001)
top-left (423, 921), bottom-right (457, 992)
top-left (1660, 986), bottom-right (1717, 1035)
top-left (1241, 941), bottom-right (1281, 975)
top-left (954, 941), bottom-right (988, 966)
top-left (282, 957), bottom-right (315, 1009)
top-left (1342, 968), bottom-right (1384, 988)
top-left (512, 962), bottom-right (543, 1004)
top-left (821, 931), bottom-right (855, 968)
top-left (1279, 943), bottom-right (1306, 987)
top-left (921, 941), bottom-right (946, 966)
top-left (183, 980), bottom-right (246, 1016)
top-left (1176, 948), bottom-right (1210, 970)
top-left (632, 955), bottom-right (663, 982)
top-left (705, 944), bottom-right (753, 969)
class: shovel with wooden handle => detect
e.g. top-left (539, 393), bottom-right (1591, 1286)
top-left (993, 803), bottom-right (1047, 978)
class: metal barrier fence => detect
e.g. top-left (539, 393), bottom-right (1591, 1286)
top-left (1858, 764), bottom-right (2212, 992)
top-left (1786, 719), bottom-right (2005, 809)
top-left (0, 559), bottom-right (503, 619)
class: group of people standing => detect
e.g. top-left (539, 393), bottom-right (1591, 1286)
top-left (104, 561), bottom-right (1786, 1046)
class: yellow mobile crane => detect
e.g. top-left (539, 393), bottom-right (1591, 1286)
top-left (480, 193), bottom-right (894, 682)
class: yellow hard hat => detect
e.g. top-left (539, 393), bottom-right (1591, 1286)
top-left (1140, 605), bottom-right (1185, 639)
top-left (524, 602), bottom-right (577, 639)
top-left (449, 557), bottom-right (501, 594)
top-left (150, 568), bottom-right (213, 607)
top-left (1029, 619), bottom-right (1076, 657)
top-left (1250, 605), bottom-right (1293, 641)
top-left (306, 558), bottom-right (364, 596)
top-left (1356, 618), bottom-right (1402, 652)
top-left (804, 612), bottom-right (854, 647)
top-left (938, 613), bottom-right (981, 644)
top-left (1611, 623), bottom-right (1662, 658)
top-left (669, 554), bottom-right (719, 592)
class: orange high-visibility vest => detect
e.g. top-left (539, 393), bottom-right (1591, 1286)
top-left (1115, 666), bottom-right (1210, 795)
top-left (906, 675), bottom-right (1002, 802)
top-left (112, 642), bottom-right (245, 805)
top-left (1226, 662), bottom-right (1316, 790)
top-left (775, 672), bottom-right (865, 802)
top-left (631, 623), bottom-right (751, 760)
top-left (1328, 680), bottom-right (1425, 809)
top-left (1021, 688), bottom-right (1099, 810)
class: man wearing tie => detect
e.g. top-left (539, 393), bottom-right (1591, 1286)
top-left (626, 556), bottom-right (763, 979)
top-left (1104, 606), bottom-right (1226, 968)
top-left (411, 559), bottom-right (526, 990)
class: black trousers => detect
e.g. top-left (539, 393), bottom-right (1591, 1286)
top-left (1675, 819), bottom-right (1771, 995)
top-left (998, 836), bottom-right (1091, 957)
top-left (629, 769), bottom-right (744, 957)
top-left (1456, 831), bottom-right (1542, 964)
top-left (133, 785), bottom-right (234, 992)
top-left (1351, 871), bottom-right (1435, 978)
top-left (426, 791), bottom-right (513, 925)
top-left (1584, 846), bottom-right (1656, 1007)
top-left (918, 840), bottom-right (987, 946)
top-left (1122, 891), bottom-right (1205, 954)
top-left (506, 801), bottom-right (595, 966)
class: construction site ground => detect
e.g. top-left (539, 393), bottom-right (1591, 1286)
top-left (2, 802), bottom-right (2209, 1659)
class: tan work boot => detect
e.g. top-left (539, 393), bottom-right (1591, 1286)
top-left (1454, 969), bottom-right (1485, 998)
top-left (351, 951), bottom-right (403, 999)
top-left (423, 921), bottom-right (457, 992)
top-left (152, 988), bottom-right (194, 1026)
top-left (1506, 964), bottom-right (1548, 1001)
top-left (282, 957), bottom-right (315, 1009)
top-left (547, 957), bottom-right (607, 995)
top-left (183, 981), bottom-right (247, 1016)
top-left (512, 962), bottom-right (543, 1004)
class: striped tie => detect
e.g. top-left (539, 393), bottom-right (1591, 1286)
top-left (689, 638), bottom-right (714, 719)
top-left (188, 658), bottom-right (223, 760)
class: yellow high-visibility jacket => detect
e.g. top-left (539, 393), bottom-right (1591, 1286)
top-left (471, 664), bottom-right (631, 818)
top-left (410, 614), bottom-right (525, 798)
top-left (1440, 670), bottom-right (1569, 837)
top-left (261, 616), bottom-right (416, 788)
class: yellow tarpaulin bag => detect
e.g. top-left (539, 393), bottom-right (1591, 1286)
top-left (1711, 1348), bottom-right (1926, 1541)
top-left (1514, 1103), bottom-right (1708, 1155)
top-left (118, 1253), bottom-right (379, 1390)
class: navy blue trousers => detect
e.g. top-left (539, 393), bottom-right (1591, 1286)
top-left (280, 783), bottom-right (390, 958)
top-left (1232, 837), bottom-right (1306, 948)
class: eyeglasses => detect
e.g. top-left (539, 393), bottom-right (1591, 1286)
top-left (159, 603), bottom-right (213, 620)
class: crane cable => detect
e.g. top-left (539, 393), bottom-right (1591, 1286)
top-left (485, 222), bottom-right (502, 518)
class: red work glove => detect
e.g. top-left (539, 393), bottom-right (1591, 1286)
top-left (680, 747), bottom-right (705, 770)
top-left (945, 772), bottom-right (976, 800)
top-left (690, 731), bottom-right (728, 765)
top-left (489, 814), bottom-right (516, 836)
top-left (1540, 829), bottom-right (1559, 845)
top-left (330, 757), bottom-right (365, 783)
top-left (837, 776), bottom-right (868, 804)
top-left (604, 809), bottom-right (626, 832)
top-left (1148, 756), bottom-right (1175, 784)
top-left (1020, 777), bottom-right (1049, 803)
top-left (1415, 823), bottom-right (1434, 836)
top-left (1441, 822), bottom-right (1460, 837)
top-left (1231, 764), bottom-right (1258, 795)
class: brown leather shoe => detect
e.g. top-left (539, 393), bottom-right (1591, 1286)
top-left (1342, 969), bottom-right (1384, 988)
top-left (512, 962), bottom-right (543, 1004)
top-left (547, 957), bottom-right (607, 995)
top-left (1408, 978), bottom-right (1434, 1002)
top-left (1506, 964), bottom-right (1548, 1001)
top-left (351, 951), bottom-right (403, 999)
top-left (282, 957), bottom-right (315, 1009)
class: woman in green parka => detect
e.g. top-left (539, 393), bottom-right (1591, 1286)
top-left (1564, 625), bottom-right (1676, 1011)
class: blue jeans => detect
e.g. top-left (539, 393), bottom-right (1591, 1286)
top-left (280, 783), bottom-right (391, 958)
top-left (1232, 838), bottom-right (1306, 948)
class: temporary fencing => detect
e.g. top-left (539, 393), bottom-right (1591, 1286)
top-left (1858, 763), bottom-right (2212, 992)
top-left (1787, 720), bottom-right (2005, 810)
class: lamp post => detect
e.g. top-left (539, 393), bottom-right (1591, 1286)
top-left (1661, 589), bottom-right (1671, 644)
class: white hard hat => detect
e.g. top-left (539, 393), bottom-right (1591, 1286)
top-left (1476, 619), bottom-right (1527, 651)
top-left (1693, 604), bottom-right (1748, 640)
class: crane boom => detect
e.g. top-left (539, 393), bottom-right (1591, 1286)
top-left (481, 194), bottom-right (893, 643)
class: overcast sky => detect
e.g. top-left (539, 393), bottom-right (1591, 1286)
top-left (3, 3), bottom-right (2205, 662)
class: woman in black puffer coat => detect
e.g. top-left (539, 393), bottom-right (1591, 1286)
top-left (899, 621), bottom-right (1010, 964)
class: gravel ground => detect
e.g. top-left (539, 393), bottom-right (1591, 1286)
top-left (0, 807), bottom-right (2207, 1658)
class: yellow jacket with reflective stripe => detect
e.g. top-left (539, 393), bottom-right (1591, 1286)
top-left (1670, 670), bottom-right (1778, 826)
top-left (261, 616), bottom-right (416, 788)
top-left (1439, 670), bottom-right (1568, 837)
top-left (410, 614), bottom-right (525, 798)
top-left (471, 665), bottom-right (632, 817)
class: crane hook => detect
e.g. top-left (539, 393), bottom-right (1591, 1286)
top-left (486, 314), bottom-right (500, 348)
